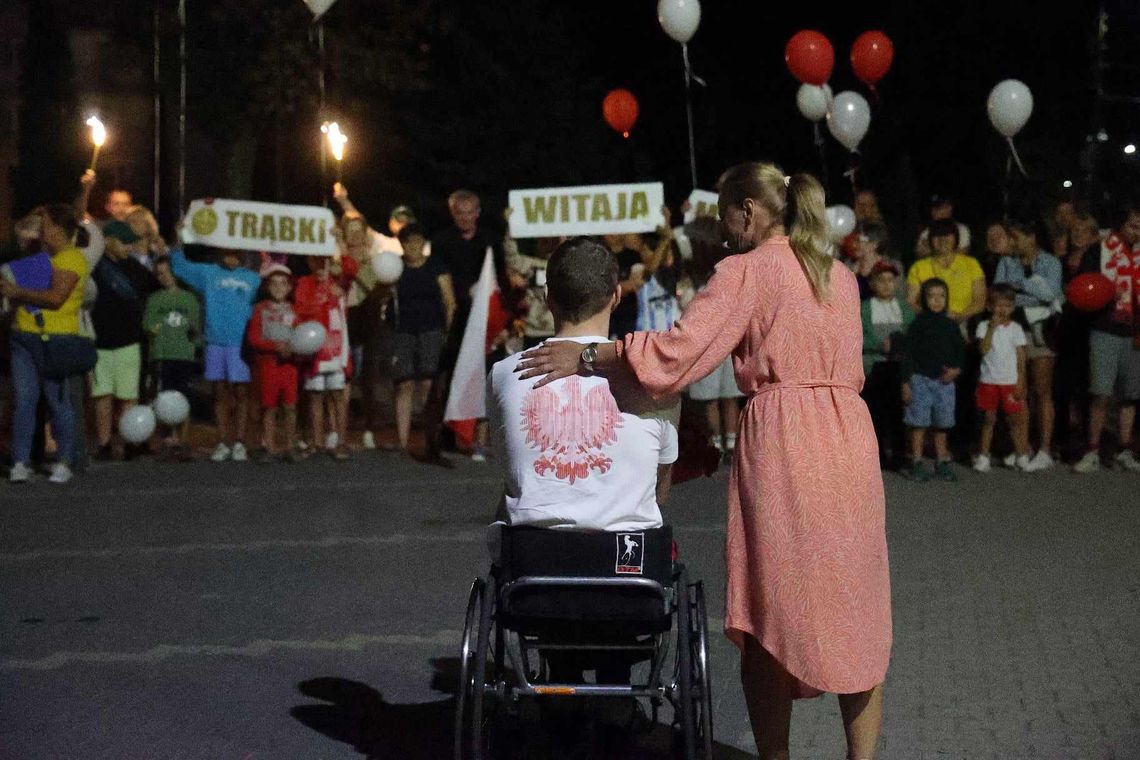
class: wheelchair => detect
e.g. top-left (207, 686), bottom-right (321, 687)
top-left (454, 525), bottom-right (712, 759)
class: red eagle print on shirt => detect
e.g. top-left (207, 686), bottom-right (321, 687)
top-left (520, 375), bottom-right (623, 483)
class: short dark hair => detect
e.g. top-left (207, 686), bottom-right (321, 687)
top-left (919, 277), bottom-right (949, 313)
top-left (546, 236), bottom-right (619, 323)
top-left (42, 203), bottom-right (88, 247)
top-left (398, 223), bottom-right (425, 245)
top-left (990, 283), bottom-right (1017, 303)
top-left (928, 218), bottom-right (959, 247)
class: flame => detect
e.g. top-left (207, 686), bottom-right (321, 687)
top-left (323, 121), bottom-right (347, 162)
top-left (86, 116), bottom-right (106, 147)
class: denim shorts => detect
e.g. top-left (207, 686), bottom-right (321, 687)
top-left (904, 372), bottom-right (956, 429)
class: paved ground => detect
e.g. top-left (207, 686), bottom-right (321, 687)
top-left (1, 452), bottom-right (1138, 759)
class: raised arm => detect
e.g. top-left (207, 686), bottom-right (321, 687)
top-left (168, 248), bottom-right (210, 294)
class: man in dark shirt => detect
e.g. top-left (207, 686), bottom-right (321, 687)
top-left (423, 189), bottom-right (504, 460)
top-left (91, 232), bottom-right (158, 458)
top-left (430, 189), bottom-right (505, 326)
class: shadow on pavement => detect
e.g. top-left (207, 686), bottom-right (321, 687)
top-left (291, 657), bottom-right (755, 759)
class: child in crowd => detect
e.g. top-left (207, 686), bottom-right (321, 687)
top-left (901, 278), bottom-right (963, 482)
top-left (143, 256), bottom-right (200, 459)
top-left (293, 253), bottom-right (359, 460)
top-left (973, 284), bottom-right (1035, 472)
top-left (247, 264), bottom-right (300, 463)
top-left (170, 246), bottom-right (261, 462)
top-left (861, 261), bottom-right (915, 468)
top-left (392, 224), bottom-right (455, 454)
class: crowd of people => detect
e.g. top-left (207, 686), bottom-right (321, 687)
top-left (1, 170), bottom-right (1139, 486)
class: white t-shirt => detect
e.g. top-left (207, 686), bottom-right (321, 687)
top-left (976, 320), bottom-right (1027, 385)
top-left (487, 336), bottom-right (679, 532)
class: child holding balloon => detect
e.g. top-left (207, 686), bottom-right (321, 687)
top-left (1072, 204), bottom-right (1140, 473)
top-left (293, 252), bottom-right (359, 460)
top-left (143, 256), bottom-right (200, 459)
top-left (247, 264), bottom-right (301, 463)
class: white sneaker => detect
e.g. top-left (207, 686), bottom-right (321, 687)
top-left (1073, 450), bottom-right (1101, 473)
top-left (1015, 454), bottom-right (1033, 472)
top-left (1003, 453), bottom-right (1017, 468)
top-left (724, 432), bottom-right (737, 452)
top-left (48, 463), bottom-right (73, 484)
top-left (8, 462), bottom-right (31, 483)
top-left (362, 431), bottom-right (377, 450)
top-left (231, 443), bottom-right (248, 462)
top-left (210, 443), bottom-right (232, 462)
top-left (325, 432), bottom-right (339, 449)
top-left (471, 448), bottom-right (487, 463)
top-left (1114, 449), bottom-right (1140, 472)
top-left (972, 454), bottom-right (992, 473)
top-left (1023, 450), bottom-right (1054, 472)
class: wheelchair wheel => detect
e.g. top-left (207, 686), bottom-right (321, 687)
top-left (691, 581), bottom-right (713, 759)
top-left (454, 577), bottom-right (484, 760)
top-left (674, 566), bottom-right (697, 760)
top-left (468, 573), bottom-right (497, 760)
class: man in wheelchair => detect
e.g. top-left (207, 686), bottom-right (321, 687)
top-left (455, 237), bottom-right (711, 758)
top-left (485, 234), bottom-right (680, 687)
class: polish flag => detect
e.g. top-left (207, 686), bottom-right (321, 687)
top-left (444, 247), bottom-right (496, 448)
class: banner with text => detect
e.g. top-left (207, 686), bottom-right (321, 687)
top-left (181, 199), bottom-right (338, 256)
top-left (508, 182), bottom-right (665, 238)
top-left (683, 189), bottom-right (719, 224)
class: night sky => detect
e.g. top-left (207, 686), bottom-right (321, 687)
top-left (20, 0), bottom-right (1140, 248)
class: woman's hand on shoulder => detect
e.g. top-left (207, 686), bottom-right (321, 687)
top-left (514, 340), bottom-right (583, 388)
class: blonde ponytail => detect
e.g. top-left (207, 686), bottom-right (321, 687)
top-left (718, 162), bottom-right (834, 301)
top-left (785, 173), bottom-right (832, 301)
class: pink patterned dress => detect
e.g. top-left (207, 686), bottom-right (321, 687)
top-left (622, 237), bottom-right (892, 697)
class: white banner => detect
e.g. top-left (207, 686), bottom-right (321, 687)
top-left (180, 199), bottom-right (338, 256)
top-left (683, 189), bottom-right (719, 223)
top-left (508, 182), bottom-right (665, 239)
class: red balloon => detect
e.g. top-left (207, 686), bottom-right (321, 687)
top-left (785, 30), bottom-right (834, 86)
top-left (1066, 272), bottom-right (1115, 312)
top-left (851, 31), bottom-right (894, 87)
top-left (602, 89), bottom-right (639, 137)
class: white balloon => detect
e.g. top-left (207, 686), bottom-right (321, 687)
top-left (371, 251), bottom-right (404, 285)
top-left (303, 0), bottom-right (337, 20)
top-left (290, 321), bottom-right (327, 355)
top-left (118, 405), bottom-right (156, 444)
top-left (657, 0), bottom-right (701, 44)
top-left (154, 390), bottom-right (190, 426)
top-left (826, 91), bottom-right (871, 152)
top-left (825, 205), bottom-right (856, 243)
top-left (796, 83), bottom-right (833, 122)
top-left (987, 79), bottom-right (1033, 138)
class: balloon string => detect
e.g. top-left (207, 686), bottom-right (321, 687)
top-left (813, 122), bottom-right (829, 192)
top-left (1007, 137), bottom-right (1028, 177)
top-left (682, 43), bottom-right (698, 189)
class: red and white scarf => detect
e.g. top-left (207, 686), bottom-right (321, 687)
top-left (1100, 232), bottom-right (1140, 343)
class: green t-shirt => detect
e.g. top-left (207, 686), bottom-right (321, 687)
top-left (143, 287), bottom-right (201, 361)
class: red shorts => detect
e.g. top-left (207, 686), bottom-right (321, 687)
top-left (257, 357), bottom-right (299, 408)
top-left (975, 382), bottom-right (1024, 414)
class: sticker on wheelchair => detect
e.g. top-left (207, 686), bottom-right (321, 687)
top-left (615, 532), bottom-right (645, 575)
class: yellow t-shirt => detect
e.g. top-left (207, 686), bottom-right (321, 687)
top-left (14, 247), bottom-right (88, 336)
top-left (907, 253), bottom-right (984, 316)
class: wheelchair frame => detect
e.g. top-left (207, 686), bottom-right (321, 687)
top-left (454, 562), bottom-right (713, 759)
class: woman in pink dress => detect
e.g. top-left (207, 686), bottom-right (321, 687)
top-left (516, 162), bottom-right (892, 759)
